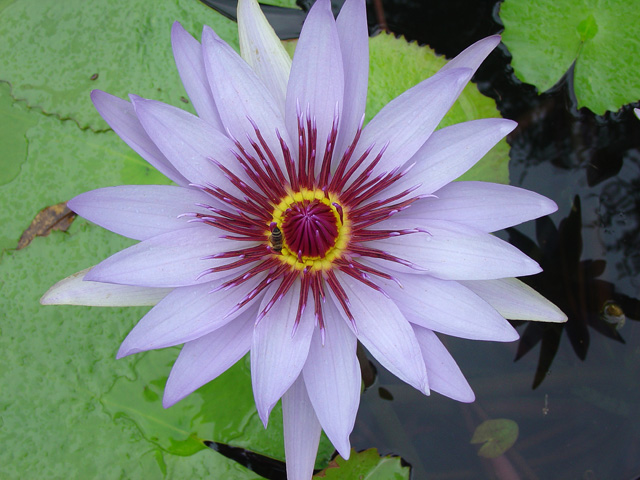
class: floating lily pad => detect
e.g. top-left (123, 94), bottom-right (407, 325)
top-left (0, 0), bottom-right (239, 130)
top-left (0, 86), bottom-right (169, 253)
top-left (0, 83), bottom-right (38, 186)
top-left (470, 418), bottom-right (519, 459)
top-left (314, 448), bottom-right (410, 479)
top-left (500, 0), bottom-right (640, 114)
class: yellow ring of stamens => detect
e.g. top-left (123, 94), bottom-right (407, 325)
top-left (268, 188), bottom-right (350, 272)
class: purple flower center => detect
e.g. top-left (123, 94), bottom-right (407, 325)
top-left (281, 200), bottom-right (339, 258)
top-left (188, 109), bottom-right (425, 333)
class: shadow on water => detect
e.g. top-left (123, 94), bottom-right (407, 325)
top-left (200, 1), bottom-right (640, 478)
top-left (508, 196), bottom-right (640, 388)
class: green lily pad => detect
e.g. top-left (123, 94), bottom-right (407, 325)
top-left (0, 0), bottom-right (239, 130)
top-left (368, 32), bottom-right (510, 185)
top-left (0, 84), bottom-right (38, 186)
top-left (500, 0), bottom-right (640, 114)
top-left (314, 448), bottom-right (410, 479)
top-left (102, 345), bottom-right (333, 465)
top-left (0, 82), bottom-right (170, 254)
top-left (470, 418), bottom-right (519, 459)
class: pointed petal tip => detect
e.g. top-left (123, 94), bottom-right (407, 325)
top-left (258, 408), bottom-right (271, 429)
top-left (555, 311), bottom-right (569, 323)
top-left (90, 89), bottom-right (105, 101)
top-left (534, 305), bottom-right (568, 324)
top-left (39, 289), bottom-right (57, 306)
top-left (201, 24), bottom-right (222, 44)
top-left (128, 93), bottom-right (145, 109)
top-left (115, 344), bottom-right (135, 359)
top-left (39, 269), bottom-right (87, 305)
top-left (171, 21), bottom-right (192, 46)
top-left (497, 323), bottom-right (520, 342)
top-left (162, 388), bottom-right (182, 409)
top-left (460, 390), bottom-right (476, 403)
top-left (90, 89), bottom-right (121, 113)
top-left (336, 443), bottom-right (352, 461)
top-left (480, 34), bottom-right (501, 48)
top-left (311, 0), bottom-right (332, 11)
top-left (499, 118), bottom-right (518, 135)
top-left (255, 392), bottom-right (277, 429)
top-left (422, 380), bottom-right (431, 396)
top-left (540, 196), bottom-right (559, 216)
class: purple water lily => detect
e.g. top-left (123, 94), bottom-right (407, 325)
top-left (41, 0), bottom-right (566, 477)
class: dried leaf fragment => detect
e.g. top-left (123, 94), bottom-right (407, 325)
top-left (17, 202), bottom-right (76, 250)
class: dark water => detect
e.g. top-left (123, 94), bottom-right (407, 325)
top-left (202, 1), bottom-right (640, 478)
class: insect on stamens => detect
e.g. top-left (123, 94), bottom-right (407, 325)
top-left (269, 225), bottom-right (283, 252)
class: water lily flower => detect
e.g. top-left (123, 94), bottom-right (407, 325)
top-left (41, 0), bottom-right (567, 477)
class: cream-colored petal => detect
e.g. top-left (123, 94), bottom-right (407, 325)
top-left (460, 278), bottom-right (567, 323)
top-left (40, 268), bottom-right (171, 306)
top-left (238, 0), bottom-right (292, 111)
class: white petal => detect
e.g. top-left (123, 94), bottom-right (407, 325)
top-left (85, 225), bottom-right (250, 288)
top-left (397, 181), bottom-right (558, 232)
top-left (302, 299), bottom-right (359, 458)
top-left (131, 96), bottom-right (249, 195)
top-left (331, 272), bottom-right (429, 393)
top-left (251, 280), bottom-right (314, 426)
top-left (334, 0), bottom-right (369, 161)
top-left (282, 376), bottom-right (322, 480)
top-left (91, 90), bottom-right (188, 185)
top-left (40, 268), bottom-right (171, 306)
top-left (413, 325), bottom-right (475, 403)
top-left (375, 273), bottom-right (518, 342)
top-left (163, 304), bottom-right (256, 407)
top-left (368, 219), bottom-right (541, 280)
top-left (350, 68), bottom-right (473, 183)
top-left (201, 26), bottom-right (292, 176)
top-left (238, 0), bottom-right (291, 109)
top-left (461, 278), bottom-right (567, 323)
top-left (285, 0), bottom-right (344, 174)
top-left (378, 118), bottom-right (516, 200)
top-left (117, 272), bottom-right (267, 357)
top-left (171, 22), bottom-right (224, 130)
top-left (68, 185), bottom-right (215, 241)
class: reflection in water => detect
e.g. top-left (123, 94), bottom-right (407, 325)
top-left (507, 196), bottom-right (640, 388)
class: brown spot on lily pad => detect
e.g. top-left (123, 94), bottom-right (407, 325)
top-left (18, 202), bottom-right (76, 250)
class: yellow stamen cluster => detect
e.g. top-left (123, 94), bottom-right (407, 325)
top-left (268, 189), bottom-right (350, 272)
